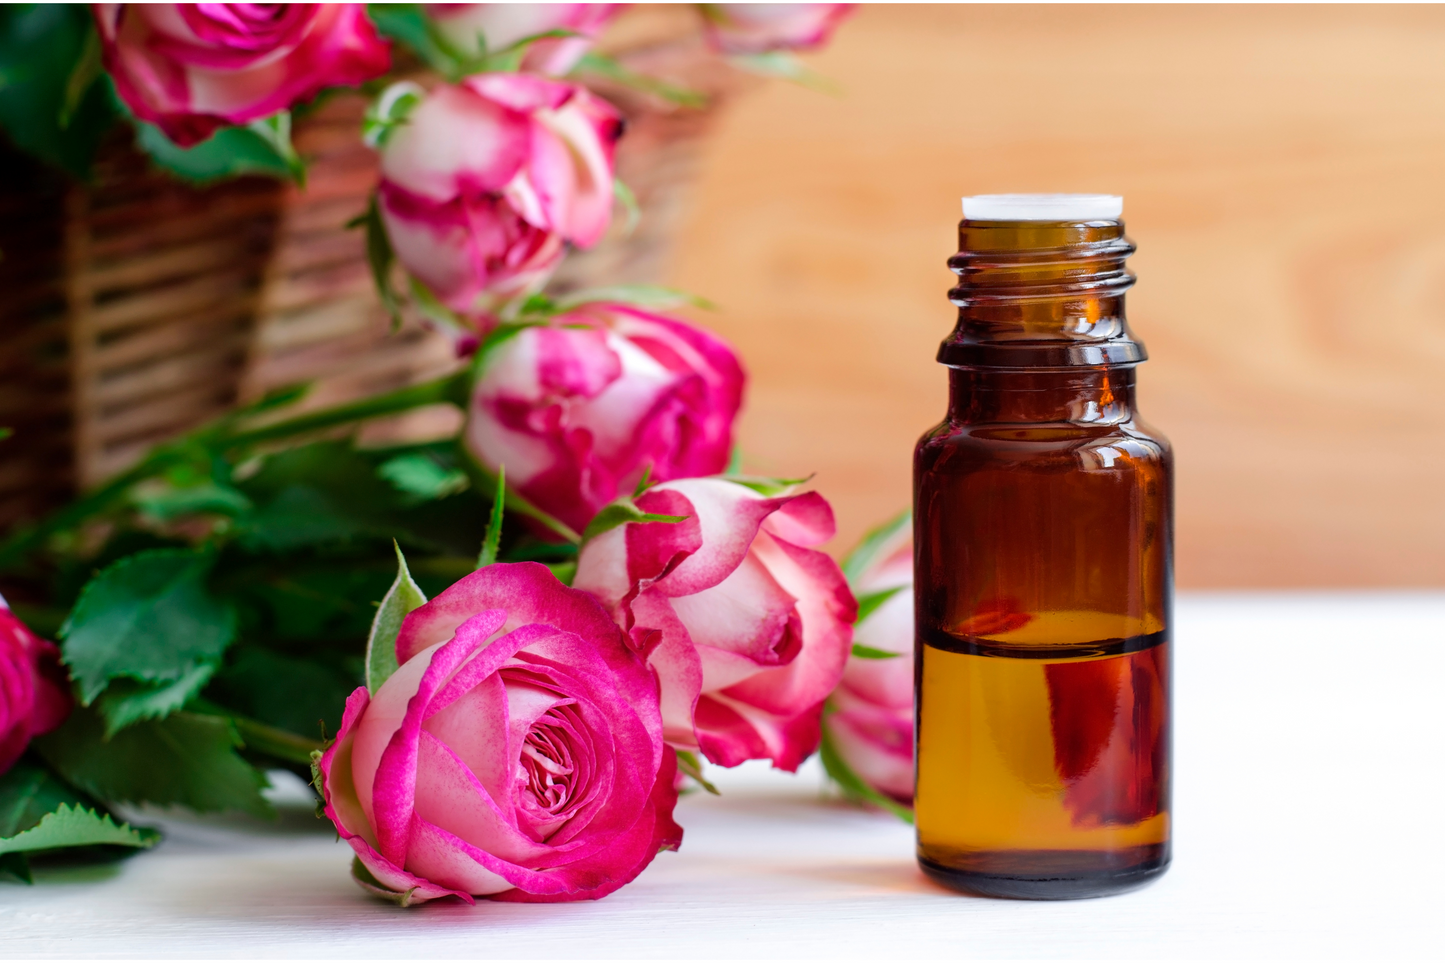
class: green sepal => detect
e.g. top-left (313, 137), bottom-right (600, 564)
top-left (841, 509), bottom-right (911, 584)
top-left (366, 542), bottom-right (427, 694)
top-left (674, 750), bottom-right (719, 796)
top-left (60, 547), bottom-right (236, 705)
top-left (818, 712), bottom-right (913, 824)
top-left (362, 80), bottom-right (423, 149)
top-left (0, 804), bottom-right (158, 857)
top-left (476, 465), bottom-right (506, 570)
top-left (612, 178), bottom-right (640, 236)
top-left (854, 585), bottom-right (906, 626)
top-left (554, 284), bottom-right (716, 314)
top-left (33, 707), bottom-right (273, 818)
top-left (362, 195), bottom-right (402, 327)
top-left (573, 51), bottom-right (707, 108)
top-left (58, 24), bottom-right (102, 129)
top-left (581, 497), bottom-right (689, 543)
top-left (350, 855), bottom-right (421, 906)
top-left (96, 662), bottom-right (217, 737)
top-left (727, 51), bottom-right (841, 95)
top-left (134, 120), bottom-right (294, 183)
top-left (245, 111), bottom-right (305, 186)
top-left (724, 474), bottom-right (812, 498)
top-left (850, 642), bottom-right (902, 660)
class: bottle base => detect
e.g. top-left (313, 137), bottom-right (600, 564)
top-left (918, 847), bottom-right (1170, 900)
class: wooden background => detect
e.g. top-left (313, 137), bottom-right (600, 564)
top-left (664, 3), bottom-right (1445, 587)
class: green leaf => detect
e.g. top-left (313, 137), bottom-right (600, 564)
top-left (476, 465), bottom-right (505, 570)
top-left (0, 758), bottom-right (93, 839)
top-left (554, 284), bottom-right (717, 314)
top-left (841, 509), bottom-right (912, 584)
top-left (378, 453), bottom-right (469, 502)
top-left (573, 51), bottom-right (708, 108)
top-left (33, 707), bottom-right (273, 818)
top-left (0, 804), bottom-right (157, 856)
top-left (0, 5), bottom-right (121, 177)
top-left (134, 120), bottom-right (294, 183)
top-left (819, 716), bottom-right (913, 824)
top-left (60, 548), bottom-right (237, 704)
top-left (132, 482), bottom-right (253, 522)
top-left (367, 543), bottom-right (427, 694)
top-left (58, 24), bottom-right (100, 129)
top-left (851, 642), bottom-right (902, 660)
top-left (674, 750), bottom-right (719, 795)
top-left (96, 662), bottom-right (217, 737)
top-left (581, 497), bottom-right (689, 543)
top-left (854, 585), bottom-right (906, 626)
top-left (208, 647), bottom-right (358, 742)
top-left (0, 427), bottom-right (13, 442)
top-left (241, 485), bottom-right (365, 552)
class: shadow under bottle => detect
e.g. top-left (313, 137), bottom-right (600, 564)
top-left (913, 213), bottom-right (1173, 899)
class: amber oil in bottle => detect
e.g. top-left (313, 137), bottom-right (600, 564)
top-left (913, 194), bottom-right (1172, 899)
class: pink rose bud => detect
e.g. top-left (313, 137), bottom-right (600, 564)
top-left (829, 524), bottom-right (914, 804)
top-left (428, 4), bottom-right (622, 75)
top-left (464, 305), bottom-right (744, 536)
top-left (0, 594), bottom-right (73, 775)
top-left (378, 74), bottom-right (622, 319)
top-left (319, 563), bottom-right (681, 904)
top-left (574, 478), bottom-right (857, 771)
top-left (94, 3), bottom-right (392, 147)
top-left (700, 3), bottom-right (855, 54)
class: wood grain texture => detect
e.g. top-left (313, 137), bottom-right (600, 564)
top-left (666, 4), bottom-right (1445, 587)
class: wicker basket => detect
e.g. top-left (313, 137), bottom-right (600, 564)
top-left (0, 7), bottom-right (753, 536)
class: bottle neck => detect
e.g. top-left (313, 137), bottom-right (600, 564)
top-left (939, 218), bottom-right (1144, 368)
top-left (947, 366), bottom-right (1137, 426)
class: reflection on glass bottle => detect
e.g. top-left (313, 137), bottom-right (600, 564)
top-left (914, 195), bottom-right (1173, 899)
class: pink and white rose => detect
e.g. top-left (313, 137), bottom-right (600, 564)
top-left (319, 563), bottom-right (680, 904)
top-left (699, 4), bottom-right (855, 55)
top-left (378, 74), bottom-right (621, 321)
top-left (94, 3), bottom-right (391, 147)
top-left (464, 305), bottom-right (744, 536)
top-left (573, 478), bottom-right (856, 771)
top-left (428, 4), bottom-right (622, 75)
top-left (827, 520), bottom-right (913, 804)
top-left (0, 595), bottom-right (72, 776)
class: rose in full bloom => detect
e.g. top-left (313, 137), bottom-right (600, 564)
top-left (94, 4), bottom-right (392, 147)
top-left (826, 519), bottom-right (913, 804)
top-left (319, 563), bottom-right (681, 904)
top-left (573, 478), bottom-right (855, 771)
top-left (699, 4), bottom-right (855, 55)
top-left (428, 4), bottom-right (622, 75)
top-left (464, 304), bottom-right (744, 536)
top-left (378, 74), bottom-right (622, 319)
top-left (0, 594), bottom-right (72, 775)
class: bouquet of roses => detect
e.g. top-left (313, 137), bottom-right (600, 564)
top-left (0, 3), bottom-right (920, 904)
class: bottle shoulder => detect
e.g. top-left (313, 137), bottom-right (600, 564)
top-left (915, 417), bottom-right (1171, 474)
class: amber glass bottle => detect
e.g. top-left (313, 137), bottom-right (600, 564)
top-left (913, 195), bottom-right (1172, 899)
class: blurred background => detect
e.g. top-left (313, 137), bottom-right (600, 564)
top-left (668, 3), bottom-right (1445, 587)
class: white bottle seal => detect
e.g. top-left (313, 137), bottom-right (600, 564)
top-left (961, 194), bottom-right (1123, 221)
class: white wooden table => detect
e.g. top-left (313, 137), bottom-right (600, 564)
top-left (4, 593), bottom-right (1442, 960)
